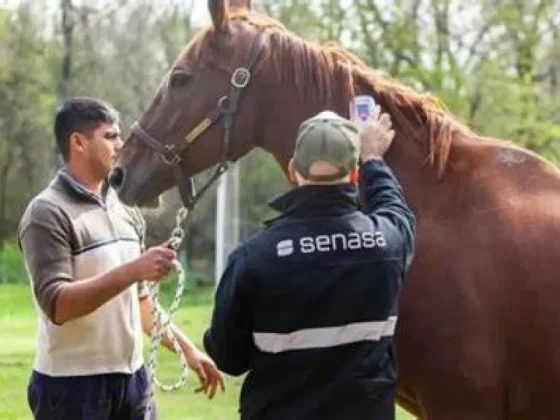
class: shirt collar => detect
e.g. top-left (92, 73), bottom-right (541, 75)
top-left (266, 183), bottom-right (359, 225)
top-left (55, 168), bottom-right (111, 206)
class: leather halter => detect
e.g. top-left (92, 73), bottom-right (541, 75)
top-left (131, 31), bottom-right (265, 209)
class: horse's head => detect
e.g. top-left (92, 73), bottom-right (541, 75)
top-left (112, 0), bottom-right (270, 208)
top-left (112, 0), bottom-right (472, 209)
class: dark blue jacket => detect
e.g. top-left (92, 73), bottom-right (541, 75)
top-left (204, 159), bottom-right (416, 420)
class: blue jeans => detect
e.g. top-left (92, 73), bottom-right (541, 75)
top-left (27, 366), bottom-right (156, 420)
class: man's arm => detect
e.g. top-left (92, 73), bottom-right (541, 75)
top-left (52, 248), bottom-right (174, 325)
top-left (53, 263), bottom-right (144, 325)
top-left (358, 107), bottom-right (416, 266)
top-left (139, 297), bottom-right (225, 398)
top-left (203, 247), bottom-right (254, 376)
top-left (359, 158), bottom-right (416, 261)
top-left (140, 297), bottom-right (197, 352)
top-left (18, 200), bottom-right (175, 325)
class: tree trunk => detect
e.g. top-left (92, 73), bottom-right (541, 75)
top-left (60, 0), bottom-right (74, 101)
top-left (54, 0), bottom-right (75, 169)
top-left (0, 162), bottom-right (12, 250)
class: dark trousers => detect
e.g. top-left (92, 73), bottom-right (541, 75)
top-left (27, 366), bottom-right (156, 420)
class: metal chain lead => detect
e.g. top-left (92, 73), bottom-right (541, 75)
top-left (144, 206), bottom-right (191, 420)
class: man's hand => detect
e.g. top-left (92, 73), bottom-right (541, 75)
top-left (127, 243), bottom-right (176, 282)
top-left (182, 345), bottom-right (226, 399)
top-left (139, 300), bottom-right (225, 399)
top-left (52, 242), bottom-right (175, 325)
top-left (359, 105), bottom-right (396, 162)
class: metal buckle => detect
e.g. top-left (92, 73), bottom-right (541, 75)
top-left (218, 95), bottom-right (231, 112)
top-left (161, 144), bottom-right (181, 165)
top-left (231, 67), bottom-right (251, 88)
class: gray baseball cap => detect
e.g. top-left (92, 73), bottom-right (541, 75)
top-left (293, 111), bottom-right (360, 181)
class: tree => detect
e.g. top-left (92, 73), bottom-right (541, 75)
top-left (0, 4), bottom-right (57, 247)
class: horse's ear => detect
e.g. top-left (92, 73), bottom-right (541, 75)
top-left (230, 0), bottom-right (252, 10)
top-left (208, 0), bottom-right (229, 32)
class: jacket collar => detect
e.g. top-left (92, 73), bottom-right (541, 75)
top-left (266, 183), bottom-right (359, 225)
top-left (54, 168), bottom-right (111, 207)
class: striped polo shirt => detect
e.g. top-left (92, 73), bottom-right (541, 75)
top-left (18, 169), bottom-right (148, 376)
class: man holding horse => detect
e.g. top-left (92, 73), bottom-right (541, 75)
top-left (204, 107), bottom-right (416, 419)
top-left (18, 97), bottom-right (224, 420)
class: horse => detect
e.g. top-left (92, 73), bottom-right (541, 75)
top-left (111, 1), bottom-right (560, 418)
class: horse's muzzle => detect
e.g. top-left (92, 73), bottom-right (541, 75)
top-left (109, 166), bottom-right (125, 190)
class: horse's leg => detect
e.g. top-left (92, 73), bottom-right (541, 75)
top-left (396, 305), bottom-right (507, 419)
top-left (413, 356), bottom-right (511, 420)
top-left (501, 377), bottom-right (560, 420)
top-left (423, 406), bottom-right (560, 420)
top-left (399, 344), bottom-right (506, 420)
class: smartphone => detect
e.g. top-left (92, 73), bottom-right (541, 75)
top-left (349, 95), bottom-right (376, 133)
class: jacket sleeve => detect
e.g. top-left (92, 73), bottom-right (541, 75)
top-left (359, 159), bottom-right (416, 269)
top-left (203, 246), bottom-right (254, 376)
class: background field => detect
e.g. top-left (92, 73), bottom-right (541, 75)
top-left (0, 284), bottom-right (414, 419)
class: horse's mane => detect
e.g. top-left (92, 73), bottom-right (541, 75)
top-left (194, 10), bottom-right (476, 176)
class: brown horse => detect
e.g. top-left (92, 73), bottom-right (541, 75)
top-left (112, 1), bottom-right (560, 418)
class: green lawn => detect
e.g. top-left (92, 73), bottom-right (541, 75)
top-left (0, 284), bottom-right (415, 419)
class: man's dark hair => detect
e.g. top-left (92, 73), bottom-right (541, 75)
top-left (54, 97), bottom-right (119, 161)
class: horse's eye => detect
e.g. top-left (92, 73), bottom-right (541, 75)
top-left (169, 71), bottom-right (191, 88)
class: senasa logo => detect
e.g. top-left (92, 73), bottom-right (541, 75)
top-left (276, 239), bottom-right (294, 257)
top-left (276, 231), bottom-right (386, 257)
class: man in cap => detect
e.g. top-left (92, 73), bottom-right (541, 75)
top-left (203, 107), bottom-right (416, 420)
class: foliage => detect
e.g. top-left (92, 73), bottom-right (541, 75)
top-left (0, 5), bottom-right (58, 247)
top-left (0, 241), bottom-right (27, 284)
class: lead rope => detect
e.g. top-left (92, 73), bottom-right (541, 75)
top-left (143, 207), bottom-right (191, 420)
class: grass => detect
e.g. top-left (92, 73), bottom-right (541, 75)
top-left (0, 284), bottom-right (414, 419)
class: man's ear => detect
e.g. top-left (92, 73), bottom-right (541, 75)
top-left (349, 169), bottom-right (359, 186)
top-left (69, 132), bottom-right (87, 155)
top-left (287, 158), bottom-right (298, 186)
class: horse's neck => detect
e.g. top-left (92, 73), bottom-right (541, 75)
top-left (351, 83), bottom-right (479, 213)
top-left (258, 73), bottom-right (464, 215)
top-left (381, 132), bottom-right (445, 213)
